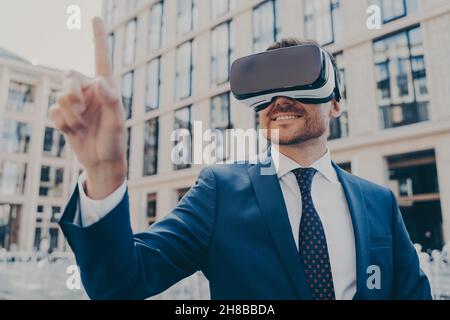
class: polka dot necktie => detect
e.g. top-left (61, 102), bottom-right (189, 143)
top-left (293, 167), bottom-right (336, 300)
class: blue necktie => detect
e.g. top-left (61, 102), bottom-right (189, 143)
top-left (293, 167), bottom-right (336, 300)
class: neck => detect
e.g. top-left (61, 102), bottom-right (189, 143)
top-left (275, 136), bottom-right (328, 167)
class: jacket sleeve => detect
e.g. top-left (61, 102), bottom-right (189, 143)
top-left (390, 190), bottom-right (432, 299)
top-left (59, 167), bottom-right (218, 299)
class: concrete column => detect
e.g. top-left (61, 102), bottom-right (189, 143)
top-left (422, 12), bottom-right (450, 121)
top-left (157, 186), bottom-right (178, 220)
top-left (345, 42), bottom-right (380, 136)
top-left (351, 150), bottom-right (387, 186)
top-left (158, 111), bottom-right (174, 174)
top-left (21, 75), bottom-right (48, 251)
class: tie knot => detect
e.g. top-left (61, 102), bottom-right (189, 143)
top-left (292, 167), bottom-right (317, 194)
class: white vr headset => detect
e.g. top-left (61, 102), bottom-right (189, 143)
top-left (230, 44), bottom-right (341, 112)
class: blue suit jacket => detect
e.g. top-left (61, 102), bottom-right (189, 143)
top-left (59, 152), bottom-right (431, 300)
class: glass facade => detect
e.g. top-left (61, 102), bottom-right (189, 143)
top-left (175, 41), bottom-right (193, 100)
top-left (0, 120), bottom-right (31, 153)
top-left (329, 52), bottom-right (349, 140)
top-left (39, 166), bottom-right (64, 197)
top-left (374, 26), bottom-right (428, 128)
top-left (387, 150), bottom-right (443, 250)
top-left (211, 0), bottom-right (236, 19)
top-left (122, 71), bottom-right (134, 119)
top-left (146, 58), bottom-right (161, 111)
top-left (34, 205), bottom-right (61, 252)
top-left (0, 204), bottom-right (21, 250)
top-left (303, 0), bottom-right (343, 45)
top-left (48, 89), bottom-right (59, 113)
top-left (173, 106), bottom-right (192, 170)
top-left (252, 0), bottom-right (280, 53)
top-left (108, 32), bottom-right (115, 70)
top-left (146, 193), bottom-right (157, 225)
top-left (211, 21), bottom-right (232, 85)
top-left (177, 0), bottom-right (198, 36)
top-left (123, 18), bottom-right (137, 66)
top-left (211, 92), bottom-right (232, 161)
top-left (105, 0), bottom-right (118, 27)
top-left (370, 0), bottom-right (418, 24)
top-left (43, 127), bottom-right (66, 158)
top-left (6, 81), bottom-right (35, 113)
top-left (0, 161), bottom-right (27, 196)
top-left (148, 1), bottom-right (164, 53)
top-left (143, 117), bottom-right (159, 176)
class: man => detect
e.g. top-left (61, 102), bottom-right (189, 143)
top-left (52, 18), bottom-right (431, 300)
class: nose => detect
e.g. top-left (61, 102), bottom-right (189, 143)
top-left (272, 96), bottom-right (296, 107)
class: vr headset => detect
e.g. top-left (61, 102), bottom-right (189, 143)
top-left (230, 44), bottom-right (341, 112)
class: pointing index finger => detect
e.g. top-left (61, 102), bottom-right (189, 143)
top-left (92, 17), bottom-right (112, 77)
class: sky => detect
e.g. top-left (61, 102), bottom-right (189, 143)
top-left (0, 0), bottom-right (103, 76)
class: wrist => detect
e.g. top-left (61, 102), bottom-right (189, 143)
top-left (84, 160), bottom-right (127, 200)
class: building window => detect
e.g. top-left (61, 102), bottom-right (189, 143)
top-left (177, 0), bottom-right (198, 36)
top-left (146, 58), bottom-right (161, 111)
top-left (6, 81), bottom-right (35, 113)
top-left (211, 21), bottom-right (232, 85)
top-left (108, 32), bottom-right (115, 70)
top-left (126, 127), bottom-right (132, 177)
top-left (143, 117), bottom-right (159, 176)
top-left (211, 92), bottom-right (232, 130)
top-left (122, 71), bottom-right (134, 119)
top-left (36, 205), bottom-right (60, 223)
top-left (338, 162), bottom-right (351, 173)
top-left (39, 166), bottom-right (64, 197)
top-left (211, 92), bottom-right (232, 161)
top-left (329, 52), bottom-right (349, 140)
top-left (48, 89), bottom-right (59, 113)
top-left (34, 227), bottom-right (60, 253)
top-left (148, 1), bottom-right (164, 53)
top-left (370, 0), bottom-right (418, 24)
top-left (255, 110), bottom-right (261, 151)
top-left (303, 0), bottom-right (343, 46)
top-left (0, 120), bottom-right (31, 153)
top-left (177, 187), bottom-right (190, 201)
top-left (43, 127), bottom-right (66, 158)
top-left (252, 0), bottom-right (280, 53)
top-left (0, 204), bottom-right (21, 250)
top-left (34, 205), bottom-right (61, 252)
top-left (387, 150), bottom-right (443, 251)
top-left (211, 0), bottom-right (236, 19)
top-left (123, 18), bottom-right (137, 66)
top-left (373, 27), bottom-right (429, 129)
top-left (146, 193), bottom-right (157, 225)
top-left (0, 161), bottom-right (27, 196)
top-left (127, 0), bottom-right (143, 12)
top-left (105, 0), bottom-right (118, 27)
top-left (173, 106), bottom-right (192, 170)
top-left (175, 41), bottom-right (193, 100)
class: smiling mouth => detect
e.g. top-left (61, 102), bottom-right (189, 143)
top-left (271, 114), bottom-right (303, 121)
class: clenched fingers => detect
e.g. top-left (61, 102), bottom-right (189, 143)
top-left (50, 91), bottom-right (87, 134)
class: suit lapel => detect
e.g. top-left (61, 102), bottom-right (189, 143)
top-left (332, 162), bottom-right (370, 299)
top-left (247, 152), bottom-right (312, 299)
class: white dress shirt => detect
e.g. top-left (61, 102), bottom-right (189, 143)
top-left (271, 146), bottom-right (357, 300)
top-left (76, 148), bottom-right (357, 299)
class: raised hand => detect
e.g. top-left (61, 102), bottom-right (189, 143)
top-left (49, 17), bottom-right (126, 199)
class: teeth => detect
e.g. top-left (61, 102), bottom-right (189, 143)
top-left (274, 115), bottom-right (300, 121)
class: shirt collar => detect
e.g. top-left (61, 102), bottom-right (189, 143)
top-left (271, 145), bottom-right (337, 183)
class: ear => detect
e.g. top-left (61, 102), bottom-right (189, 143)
top-left (329, 99), bottom-right (342, 118)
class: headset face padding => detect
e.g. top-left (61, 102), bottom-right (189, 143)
top-left (230, 44), bottom-right (341, 112)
